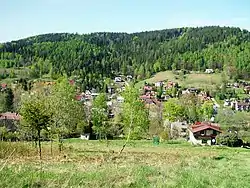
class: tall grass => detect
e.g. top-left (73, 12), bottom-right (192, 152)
top-left (0, 140), bottom-right (250, 187)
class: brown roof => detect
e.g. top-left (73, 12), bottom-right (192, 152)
top-left (191, 122), bottom-right (221, 133)
top-left (0, 112), bottom-right (21, 121)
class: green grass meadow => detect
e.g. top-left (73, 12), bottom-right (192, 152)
top-left (136, 71), bottom-right (225, 90)
top-left (0, 139), bottom-right (250, 188)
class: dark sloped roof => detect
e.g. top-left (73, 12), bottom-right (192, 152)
top-left (191, 122), bottom-right (222, 133)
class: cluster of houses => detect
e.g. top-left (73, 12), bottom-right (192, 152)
top-left (140, 80), bottom-right (213, 107)
top-left (3, 72), bottom-right (250, 145)
top-left (222, 81), bottom-right (250, 111)
top-left (140, 81), bottom-right (177, 105)
top-left (224, 98), bottom-right (250, 111)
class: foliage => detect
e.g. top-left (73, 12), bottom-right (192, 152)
top-left (179, 94), bottom-right (202, 123)
top-left (216, 110), bottom-right (250, 130)
top-left (0, 88), bottom-right (14, 112)
top-left (159, 131), bottom-right (169, 141)
top-left (121, 86), bottom-right (150, 140)
top-left (163, 98), bottom-right (185, 122)
top-left (1, 27), bottom-right (250, 90)
top-left (201, 101), bottom-right (214, 121)
top-left (238, 130), bottom-right (250, 144)
top-left (47, 77), bottom-right (86, 151)
top-left (0, 126), bottom-right (8, 141)
top-left (216, 132), bottom-right (243, 147)
top-left (91, 93), bottom-right (109, 139)
top-left (20, 93), bottom-right (52, 159)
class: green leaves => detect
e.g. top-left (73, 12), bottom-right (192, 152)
top-left (20, 94), bottom-right (52, 131)
top-left (201, 101), bottom-right (214, 121)
top-left (91, 93), bottom-right (108, 139)
top-left (121, 86), bottom-right (149, 139)
top-left (164, 98), bottom-right (185, 122)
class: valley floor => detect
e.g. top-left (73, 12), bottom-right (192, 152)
top-left (0, 140), bottom-right (250, 188)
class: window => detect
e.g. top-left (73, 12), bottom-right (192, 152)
top-left (206, 130), bottom-right (213, 136)
top-left (202, 139), bottom-right (207, 144)
top-left (200, 130), bottom-right (205, 135)
top-left (213, 130), bottom-right (217, 135)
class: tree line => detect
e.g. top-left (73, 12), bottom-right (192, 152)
top-left (1, 26), bottom-right (250, 90)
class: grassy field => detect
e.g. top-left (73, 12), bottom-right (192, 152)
top-left (0, 139), bottom-right (250, 188)
top-left (136, 71), bottom-right (225, 89)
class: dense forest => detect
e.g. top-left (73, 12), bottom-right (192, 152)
top-left (1, 26), bottom-right (250, 90)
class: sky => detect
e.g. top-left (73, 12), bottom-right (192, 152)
top-left (1, 0), bottom-right (250, 42)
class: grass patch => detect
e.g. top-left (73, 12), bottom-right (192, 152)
top-left (0, 140), bottom-right (250, 187)
top-left (136, 70), bottom-right (225, 89)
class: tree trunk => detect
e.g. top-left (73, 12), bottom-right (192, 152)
top-left (38, 129), bottom-right (42, 160)
top-left (105, 134), bottom-right (109, 147)
top-left (50, 136), bottom-right (53, 156)
top-left (119, 110), bottom-right (133, 155)
top-left (58, 134), bottom-right (63, 153)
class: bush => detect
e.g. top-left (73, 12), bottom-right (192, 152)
top-left (216, 132), bottom-right (243, 147)
top-left (238, 130), bottom-right (250, 144)
top-left (159, 131), bottom-right (169, 141)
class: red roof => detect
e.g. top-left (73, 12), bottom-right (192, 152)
top-left (1, 83), bottom-right (7, 88)
top-left (75, 95), bottom-right (83, 101)
top-left (69, 80), bottom-right (75, 85)
top-left (140, 95), bottom-right (151, 99)
top-left (191, 122), bottom-right (221, 133)
top-left (144, 86), bottom-right (153, 91)
top-left (0, 112), bottom-right (21, 121)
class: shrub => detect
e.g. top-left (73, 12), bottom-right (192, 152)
top-left (216, 132), bottom-right (243, 147)
top-left (238, 130), bottom-right (250, 144)
top-left (159, 131), bottom-right (169, 141)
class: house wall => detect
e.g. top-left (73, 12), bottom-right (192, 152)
top-left (189, 130), bottom-right (202, 145)
top-left (189, 129), bottom-right (216, 145)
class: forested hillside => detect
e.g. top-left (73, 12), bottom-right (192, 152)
top-left (1, 26), bottom-right (250, 90)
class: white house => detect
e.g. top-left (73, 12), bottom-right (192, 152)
top-left (126, 75), bottom-right (133, 82)
top-left (224, 99), bottom-right (231, 107)
top-left (117, 96), bottom-right (124, 103)
top-left (115, 77), bottom-right (122, 82)
top-left (155, 81), bottom-right (163, 87)
top-left (189, 122), bottom-right (222, 145)
top-left (205, 69), bottom-right (214, 74)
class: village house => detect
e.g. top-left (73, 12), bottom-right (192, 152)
top-left (205, 69), bottom-right (214, 74)
top-left (198, 91), bottom-right (211, 101)
top-left (231, 99), bottom-right (250, 111)
top-left (160, 95), bottom-right (171, 102)
top-left (155, 81), bottom-right (164, 87)
top-left (75, 94), bottom-right (85, 102)
top-left (233, 82), bottom-right (240, 88)
top-left (188, 122), bottom-right (222, 145)
top-left (126, 75), bottom-right (133, 82)
top-left (1, 83), bottom-right (7, 91)
top-left (182, 88), bottom-right (199, 95)
top-left (224, 99), bottom-right (231, 107)
top-left (143, 85), bottom-right (153, 92)
top-left (117, 96), bottom-right (124, 103)
top-left (0, 112), bottom-right (21, 132)
top-left (164, 81), bottom-right (177, 90)
top-left (69, 79), bottom-right (75, 85)
top-left (107, 86), bottom-right (115, 94)
top-left (114, 76), bottom-right (122, 82)
top-left (244, 86), bottom-right (250, 94)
